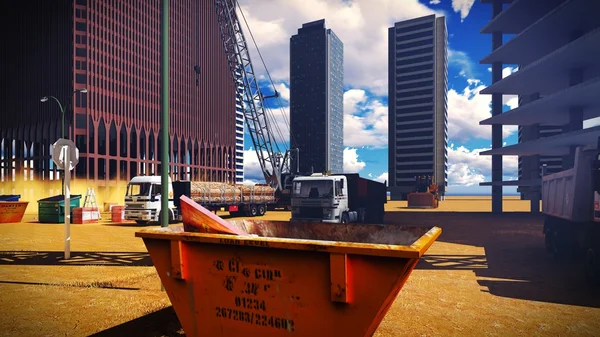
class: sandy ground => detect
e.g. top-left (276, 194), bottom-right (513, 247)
top-left (0, 197), bottom-right (599, 336)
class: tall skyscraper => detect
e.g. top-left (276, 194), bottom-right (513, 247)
top-left (290, 19), bottom-right (343, 175)
top-left (388, 15), bottom-right (448, 200)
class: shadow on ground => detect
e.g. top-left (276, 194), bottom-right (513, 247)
top-left (89, 306), bottom-right (184, 337)
top-left (385, 211), bottom-right (600, 308)
top-left (0, 279), bottom-right (141, 290)
top-left (0, 251), bottom-right (152, 266)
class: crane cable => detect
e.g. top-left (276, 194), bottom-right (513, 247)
top-left (236, 3), bottom-right (296, 151)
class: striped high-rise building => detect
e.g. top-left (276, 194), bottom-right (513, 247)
top-left (0, 0), bottom-right (240, 191)
top-left (388, 14), bottom-right (448, 200)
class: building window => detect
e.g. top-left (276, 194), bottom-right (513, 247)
top-left (396, 138), bottom-right (433, 146)
top-left (396, 55), bottom-right (433, 66)
top-left (396, 80), bottom-right (433, 91)
top-left (396, 30), bottom-right (432, 42)
top-left (396, 64), bottom-right (432, 74)
top-left (76, 73), bottom-right (87, 84)
top-left (395, 22), bottom-right (431, 34)
top-left (396, 47), bottom-right (432, 59)
top-left (76, 47), bottom-right (86, 58)
top-left (397, 72), bottom-right (433, 83)
top-left (397, 97), bottom-right (433, 106)
top-left (76, 22), bottom-right (87, 32)
top-left (397, 38), bottom-right (433, 50)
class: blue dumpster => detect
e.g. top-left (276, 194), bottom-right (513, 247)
top-left (0, 195), bottom-right (21, 202)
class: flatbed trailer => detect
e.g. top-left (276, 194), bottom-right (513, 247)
top-left (172, 181), bottom-right (276, 217)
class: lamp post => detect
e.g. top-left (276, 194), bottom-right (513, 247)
top-left (41, 88), bottom-right (88, 194)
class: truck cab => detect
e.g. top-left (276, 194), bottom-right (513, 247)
top-left (290, 174), bottom-right (351, 223)
top-left (124, 175), bottom-right (177, 225)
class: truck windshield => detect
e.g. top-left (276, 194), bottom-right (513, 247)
top-left (126, 183), bottom-right (152, 197)
top-left (293, 180), bottom-right (333, 198)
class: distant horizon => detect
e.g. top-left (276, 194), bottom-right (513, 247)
top-left (385, 192), bottom-right (520, 197)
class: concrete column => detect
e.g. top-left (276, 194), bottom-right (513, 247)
top-left (562, 31), bottom-right (585, 168)
top-left (562, 67), bottom-right (584, 168)
top-left (528, 123), bottom-right (541, 213)
top-left (562, 107), bottom-right (584, 168)
top-left (491, 0), bottom-right (504, 213)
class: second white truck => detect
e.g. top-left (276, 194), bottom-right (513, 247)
top-left (290, 173), bottom-right (387, 223)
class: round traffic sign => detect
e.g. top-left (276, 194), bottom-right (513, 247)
top-left (52, 138), bottom-right (79, 170)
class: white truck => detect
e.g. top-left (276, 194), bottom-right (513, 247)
top-left (124, 175), bottom-right (178, 225)
top-left (290, 173), bottom-right (386, 223)
top-left (542, 145), bottom-right (600, 286)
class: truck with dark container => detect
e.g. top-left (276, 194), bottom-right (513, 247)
top-left (290, 173), bottom-right (387, 223)
top-left (542, 142), bottom-right (600, 286)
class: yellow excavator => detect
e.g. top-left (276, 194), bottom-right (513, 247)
top-left (407, 175), bottom-right (440, 208)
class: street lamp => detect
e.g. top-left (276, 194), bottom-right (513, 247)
top-left (40, 88), bottom-right (88, 194)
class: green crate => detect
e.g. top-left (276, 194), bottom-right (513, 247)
top-left (37, 195), bottom-right (81, 223)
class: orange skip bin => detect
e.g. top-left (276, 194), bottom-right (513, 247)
top-left (0, 201), bottom-right (29, 223)
top-left (136, 220), bottom-right (441, 337)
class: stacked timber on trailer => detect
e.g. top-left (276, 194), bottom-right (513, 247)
top-left (189, 182), bottom-right (275, 205)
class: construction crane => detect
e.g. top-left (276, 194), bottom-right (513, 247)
top-left (213, 0), bottom-right (298, 208)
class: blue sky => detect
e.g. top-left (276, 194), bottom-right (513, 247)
top-left (237, 0), bottom-right (523, 195)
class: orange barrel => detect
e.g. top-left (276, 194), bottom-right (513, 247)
top-left (0, 201), bottom-right (29, 223)
top-left (136, 205), bottom-right (441, 337)
top-left (111, 206), bottom-right (125, 222)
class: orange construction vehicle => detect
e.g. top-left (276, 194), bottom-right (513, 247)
top-left (407, 175), bottom-right (440, 208)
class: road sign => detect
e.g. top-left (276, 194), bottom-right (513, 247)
top-left (52, 138), bottom-right (79, 170)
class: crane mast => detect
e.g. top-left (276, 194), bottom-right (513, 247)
top-left (214, 0), bottom-right (287, 190)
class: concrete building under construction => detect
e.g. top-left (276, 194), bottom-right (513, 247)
top-left (0, 0), bottom-right (241, 189)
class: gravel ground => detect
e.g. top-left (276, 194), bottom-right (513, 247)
top-left (0, 197), bottom-right (598, 336)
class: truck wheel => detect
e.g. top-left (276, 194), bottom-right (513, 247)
top-left (544, 229), bottom-right (554, 253)
top-left (135, 220), bottom-right (148, 225)
top-left (158, 210), bottom-right (173, 224)
top-left (341, 213), bottom-right (349, 223)
top-left (550, 230), bottom-right (564, 260)
top-left (585, 248), bottom-right (600, 287)
top-left (250, 205), bottom-right (258, 217)
top-left (258, 205), bottom-right (266, 216)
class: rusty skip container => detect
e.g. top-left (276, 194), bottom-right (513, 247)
top-left (136, 220), bottom-right (440, 337)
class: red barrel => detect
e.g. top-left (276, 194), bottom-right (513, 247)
top-left (111, 206), bottom-right (125, 222)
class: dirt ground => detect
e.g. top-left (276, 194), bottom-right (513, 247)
top-left (0, 197), bottom-right (599, 336)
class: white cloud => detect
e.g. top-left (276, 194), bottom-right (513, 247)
top-left (343, 147), bottom-right (366, 173)
top-left (447, 78), bottom-right (518, 142)
top-left (238, 0), bottom-right (444, 95)
top-left (261, 105), bottom-right (290, 145)
top-left (242, 148), bottom-right (265, 181)
top-left (274, 82), bottom-right (290, 101)
top-left (374, 172), bottom-right (389, 186)
top-left (343, 90), bottom-right (388, 148)
top-left (245, 146), bottom-right (368, 182)
top-left (451, 0), bottom-right (475, 21)
top-left (502, 66), bottom-right (519, 109)
top-left (448, 48), bottom-right (476, 78)
top-left (430, 0), bottom-right (441, 4)
top-left (447, 144), bottom-right (518, 186)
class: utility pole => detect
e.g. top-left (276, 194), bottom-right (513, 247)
top-left (160, 0), bottom-right (169, 228)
